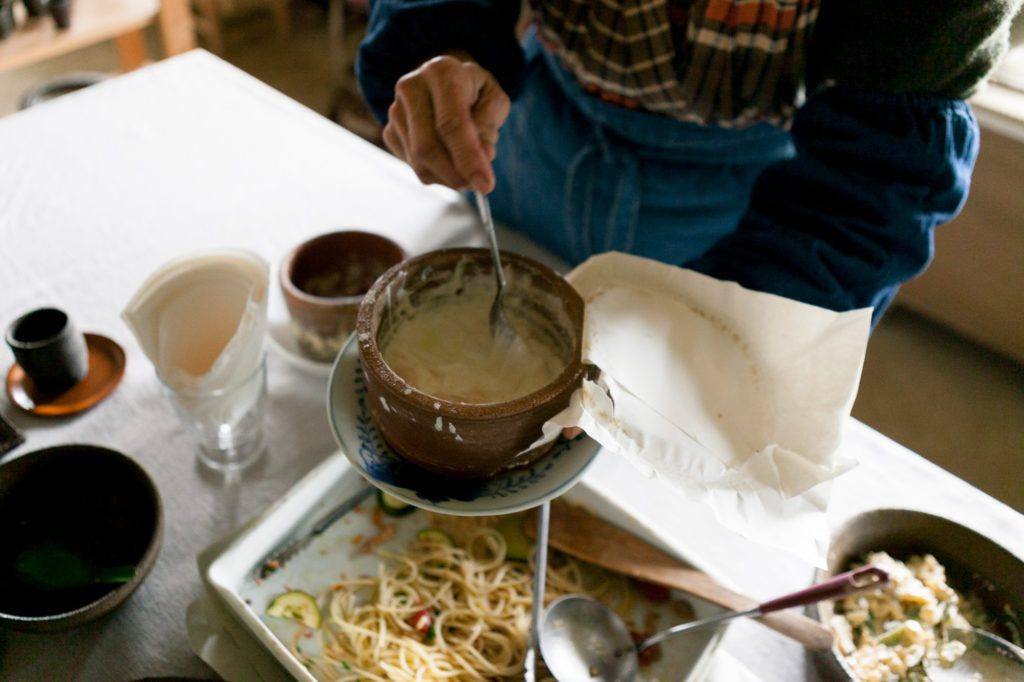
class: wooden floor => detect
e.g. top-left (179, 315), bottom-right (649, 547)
top-left (3, 0), bottom-right (1022, 514)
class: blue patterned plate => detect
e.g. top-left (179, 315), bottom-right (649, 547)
top-left (327, 336), bottom-right (599, 516)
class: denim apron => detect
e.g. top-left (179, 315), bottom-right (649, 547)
top-left (489, 29), bottom-right (797, 268)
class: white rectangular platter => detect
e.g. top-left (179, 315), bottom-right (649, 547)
top-left (204, 452), bottom-right (728, 681)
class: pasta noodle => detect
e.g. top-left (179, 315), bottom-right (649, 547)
top-left (292, 514), bottom-right (639, 681)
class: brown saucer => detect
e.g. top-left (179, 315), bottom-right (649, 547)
top-left (6, 334), bottom-right (126, 417)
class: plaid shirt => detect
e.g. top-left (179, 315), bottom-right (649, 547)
top-left (530, 0), bottom-right (820, 127)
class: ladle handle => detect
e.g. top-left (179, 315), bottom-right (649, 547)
top-left (524, 501), bottom-right (550, 682)
top-left (759, 565), bottom-right (889, 614)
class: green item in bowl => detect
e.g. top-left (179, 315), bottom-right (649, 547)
top-left (15, 540), bottom-right (136, 591)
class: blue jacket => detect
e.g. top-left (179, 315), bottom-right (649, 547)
top-left (355, 0), bottom-right (1003, 323)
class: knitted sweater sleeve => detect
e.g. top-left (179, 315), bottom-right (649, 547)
top-left (684, 1), bottom-right (1021, 324)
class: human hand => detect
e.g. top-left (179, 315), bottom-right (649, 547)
top-left (383, 53), bottom-right (510, 193)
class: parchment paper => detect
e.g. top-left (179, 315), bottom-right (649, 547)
top-left (539, 253), bottom-right (872, 565)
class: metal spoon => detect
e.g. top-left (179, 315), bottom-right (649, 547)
top-left (540, 565), bottom-right (889, 682)
top-left (473, 191), bottom-right (518, 345)
top-left (922, 626), bottom-right (1024, 681)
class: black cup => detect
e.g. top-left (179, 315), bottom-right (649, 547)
top-left (5, 308), bottom-right (89, 396)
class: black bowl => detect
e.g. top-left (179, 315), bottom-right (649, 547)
top-left (0, 444), bottom-right (163, 632)
top-left (810, 508), bottom-right (1024, 680)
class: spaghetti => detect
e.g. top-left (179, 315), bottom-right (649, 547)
top-left (293, 514), bottom-right (639, 681)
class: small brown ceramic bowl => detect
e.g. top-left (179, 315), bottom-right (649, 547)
top-left (356, 247), bottom-right (586, 479)
top-left (810, 508), bottom-right (1024, 679)
top-left (0, 444), bottom-right (163, 632)
top-left (281, 230), bottom-right (406, 363)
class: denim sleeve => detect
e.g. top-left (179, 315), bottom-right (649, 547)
top-left (684, 86), bottom-right (980, 325)
top-left (356, 0), bottom-right (526, 125)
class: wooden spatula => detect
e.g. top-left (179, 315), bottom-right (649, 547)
top-left (526, 499), bottom-right (835, 652)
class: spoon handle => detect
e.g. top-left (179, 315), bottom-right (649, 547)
top-left (758, 565), bottom-right (889, 614)
top-left (474, 191), bottom-right (506, 292)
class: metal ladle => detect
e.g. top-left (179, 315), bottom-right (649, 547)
top-left (473, 191), bottom-right (518, 345)
top-left (540, 565), bottom-right (889, 682)
top-left (922, 626), bottom-right (1024, 681)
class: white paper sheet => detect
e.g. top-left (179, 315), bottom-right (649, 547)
top-left (542, 253), bottom-right (872, 566)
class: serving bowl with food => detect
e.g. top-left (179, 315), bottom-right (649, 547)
top-left (811, 508), bottom-right (1024, 681)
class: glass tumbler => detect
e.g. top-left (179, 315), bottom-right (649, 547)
top-left (161, 356), bottom-right (267, 471)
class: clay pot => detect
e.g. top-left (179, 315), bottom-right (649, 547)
top-left (356, 248), bottom-right (586, 479)
top-left (280, 230), bottom-right (405, 363)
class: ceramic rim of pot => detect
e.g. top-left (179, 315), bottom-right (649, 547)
top-left (355, 247), bottom-right (586, 420)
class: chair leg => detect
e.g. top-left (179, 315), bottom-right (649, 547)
top-left (191, 0), bottom-right (225, 55)
top-left (156, 0), bottom-right (198, 56)
top-left (114, 30), bottom-right (149, 71)
top-left (271, 0), bottom-right (290, 38)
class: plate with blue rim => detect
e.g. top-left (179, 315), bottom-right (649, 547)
top-left (327, 335), bottom-right (600, 516)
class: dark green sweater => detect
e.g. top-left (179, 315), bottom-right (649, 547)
top-left (809, 1), bottom-right (1023, 99)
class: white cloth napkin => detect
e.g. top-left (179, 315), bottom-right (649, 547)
top-left (122, 249), bottom-right (270, 391)
top-left (538, 253), bottom-right (872, 566)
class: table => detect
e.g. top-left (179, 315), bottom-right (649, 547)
top-left (1, 49), bottom-right (1022, 682)
top-left (0, 0), bottom-right (195, 75)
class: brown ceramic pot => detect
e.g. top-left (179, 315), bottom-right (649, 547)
top-left (356, 248), bottom-right (586, 479)
top-left (280, 231), bottom-right (405, 363)
top-left (809, 508), bottom-right (1024, 680)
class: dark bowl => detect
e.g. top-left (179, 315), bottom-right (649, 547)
top-left (810, 508), bottom-right (1024, 679)
top-left (0, 444), bottom-right (163, 632)
top-left (355, 248), bottom-right (586, 479)
top-left (280, 230), bottom-right (406, 363)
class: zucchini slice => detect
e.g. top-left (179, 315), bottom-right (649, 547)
top-left (496, 513), bottom-right (533, 562)
top-left (416, 528), bottom-right (456, 546)
top-left (266, 590), bottom-right (321, 628)
top-left (377, 489), bottom-right (415, 517)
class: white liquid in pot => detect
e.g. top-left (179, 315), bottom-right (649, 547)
top-left (381, 287), bottom-right (568, 404)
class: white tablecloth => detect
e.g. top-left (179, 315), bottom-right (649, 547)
top-left (1, 50), bottom-right (1022, 682)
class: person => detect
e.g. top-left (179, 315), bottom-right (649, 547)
top-left (355, 0), bottom-right (1022, 325)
